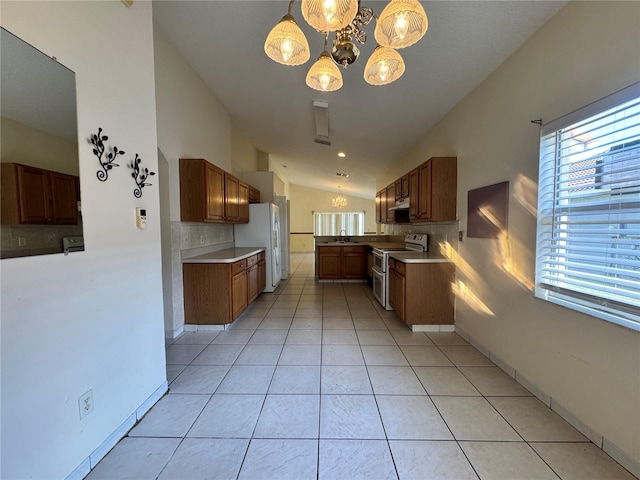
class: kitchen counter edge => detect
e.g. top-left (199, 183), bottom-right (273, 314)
top-left (389, 252), bottom-right (452, 264)
top-left (182, 247), bottom-right (265, 264)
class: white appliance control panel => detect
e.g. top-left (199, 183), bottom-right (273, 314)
top-left (136, 208), bottom-right (146, 229)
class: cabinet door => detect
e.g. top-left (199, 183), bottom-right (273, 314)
top-left (376, 190), bottom-right (384, 224)
top-left (417, 161), bottom-right (432, 221)
top-left (342, 248), bottom-right (366, 279)
top-left (394, 178), bottom-right (402, 201)
top-left (50, 172), bottom-right (79, 224)
top-left (258, 260), bottom-right (266, 293)
top-left (394, 271), bottom-right (406, 321)
top-left (17, 164), bottom-right (51, 223)
top-left (385, 184), bottom-right (395, 224)
top-left (401, 174), bottom-right (410, 199)
top-left (388, 270), bottom-right (397, 310)
top-left (205, 162), bottom-right (225, 221)
top-left (318, 248), bottom-right (341, 279)
top-left (247, 263), bottom-right (259, 304)
top-left (430, 157), bottom-right (457, 221)
top-left (231, 270), bottom-right (248, 319)
top-left (238, 182), bottom-right (249, 223)
top-left (224, 173), bottom-right (239, 222)
top-left (409, 167), bottom-right (419, 221)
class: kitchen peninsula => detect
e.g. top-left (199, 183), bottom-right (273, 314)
top-left (182, 247), bottom-right (265, 326)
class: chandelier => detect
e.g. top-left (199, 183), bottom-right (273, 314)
top-left (264, 0), bottom-right (428, 92)
top-left (332, 186), bottom-right (347, 208)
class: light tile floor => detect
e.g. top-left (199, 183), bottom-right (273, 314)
top-left (87, 253), bottom-right (637, 480)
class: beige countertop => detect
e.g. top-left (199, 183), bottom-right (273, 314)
top-left (182, 247), bottom-right (265, 264)
top-left (389, 251), bottom-right (452, 263)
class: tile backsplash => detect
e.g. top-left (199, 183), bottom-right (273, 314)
top-left (382, 221), bottom-right (460, 250)
top-left (1, 223), bottom-right (83, 257)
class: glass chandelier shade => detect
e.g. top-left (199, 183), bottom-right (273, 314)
top-left (264, 14), bottom-right (310, 66)
top-left (374, 0), bottom-right (428, 49)
top-left (363, 45), bottom-right (405, 86)
top-left (301, 0), bottom-right (359, 33)
top-left (306, 51), bottom-right (343, 91)
top-left (332, 186), bottom-right (347, 208)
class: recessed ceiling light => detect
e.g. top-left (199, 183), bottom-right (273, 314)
top-left (336, 172), bottom-right (349, 178)
top-left (337, 152), bottom-right (346, 158)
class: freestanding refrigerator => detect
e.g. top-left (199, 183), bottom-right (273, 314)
top-left (234, 203), bottom-right (282, 292)
top-left (275, 196), bottom-right (290, 279)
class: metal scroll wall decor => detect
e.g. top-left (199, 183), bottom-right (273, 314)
top-left (90, 127), bottom-right (123, 181)
top-left (89, 127), bottom-right (156, 198)
top-left (129, 154), bottom-right (155, 198)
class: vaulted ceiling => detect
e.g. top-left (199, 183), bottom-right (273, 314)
top-left (153, 1), bottom-right (567, 198)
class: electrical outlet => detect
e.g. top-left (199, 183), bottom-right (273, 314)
top-left (18, 237), bottom-right (26, 247)
top-left (48, 234), bottom-right (56, 243)
top-left (459, 231), bottom-right (464, 242)
top-left (200, 235), bottom-right (205, 244)
top-left (78, 390), bottom-right (94, 419)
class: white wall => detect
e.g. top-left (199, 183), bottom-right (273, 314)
top-left (289, 183), bottom-right (377, 252)
top-left (379, 1), bottom-right (640, 471)
top-left (153, 24), bottom-right (264, 335)
top-left (0, 2), bottom-right (166, 479)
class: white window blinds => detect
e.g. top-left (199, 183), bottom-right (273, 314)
top-left (313, 212), bottom-right (365, 236)
top-left (535, 83), bottom-right (640, 331)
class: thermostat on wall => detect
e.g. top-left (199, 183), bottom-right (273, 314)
top-left (136, 207), bottom-right (146, 229)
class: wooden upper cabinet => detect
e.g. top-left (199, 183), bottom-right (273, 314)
top-left (180, 158), bottom-right (224, 222)
top-left (248, 186), bottom-right (261, 204)
top-left (181, 158), bottom-right (257, 224)
top-left (385, 184), bottom-right (395, 224)
top-left (376, 189), bottom-right (384, 224)
top-left (394, 174), bottom-right (409, 201)
top-left (1, 163), bottom-right (79, 225)
top-left (224, 173), bottom-right (240, 222)
top-left (409, 157), bottom-right (456, 223)
top-left (50, 171), bottom-right (79, 224)
top-left (238, 181), bottom-right (249, 223)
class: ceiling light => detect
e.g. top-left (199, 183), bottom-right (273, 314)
top-left (265, 0), bottom-right (428, 91)
top-left (301, 0), bottom-right (358, 33)
top-left (374, 0), bottom-right (428, 49)
top-left (332, 185), bottom-right (347, 208)
top-left (364, 45), bottom-right (405, 86)
top-left (264, 2), bottom-right (310, 66)
top-left (306, 38), bottom-right (343, 92)
top-left (337, 152), bottom-right (346, 158)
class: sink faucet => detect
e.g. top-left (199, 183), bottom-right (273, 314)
top-left (338, 229), bottom-right (349, 242)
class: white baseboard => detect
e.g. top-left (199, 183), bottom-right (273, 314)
top-left (65, 381), bottom-right (168, 480)
top-left (184, 324), bottom-right (225, 332)
top-left (166, 325), bottom-right (184, 339)
top-left (454, 325), bottom-right (640, 478)
top-left (411, 324), bottom-right (455, 332)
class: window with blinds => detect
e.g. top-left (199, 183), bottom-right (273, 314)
top-left (313, 212), bottom-right (364, 236)
top-left (535, 82), bottom-right (640, 331)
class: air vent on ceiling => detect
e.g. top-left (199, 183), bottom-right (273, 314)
top-left (314, 137), bottom-right (331, 146)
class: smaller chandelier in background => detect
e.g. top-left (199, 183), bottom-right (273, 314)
top-left (264, 0), bottom-right (428, 92)
top-left (332, 186), bottom-right (347, 208)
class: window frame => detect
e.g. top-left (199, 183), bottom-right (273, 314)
top-left (534, 82), bottom-right (640, 332)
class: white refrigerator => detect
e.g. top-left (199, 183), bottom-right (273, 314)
top-left (275, 196), bottom-right (290, 279)
top-left (234, 203), bottom-right (282, 292)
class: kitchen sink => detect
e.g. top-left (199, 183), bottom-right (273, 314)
top-left (322, 241), bottom-right (359, 245)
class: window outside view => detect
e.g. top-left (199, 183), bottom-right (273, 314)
top-left (313, 212), bottom-right (365, 236)
top-left (536, 93), bottom-right (640, 330)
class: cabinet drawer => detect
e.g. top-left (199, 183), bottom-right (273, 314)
top-left (258, 251), bottom-right (265, 262)
top-left (318, 246), bottom-right (340, 254)
top-left (389, 258), bottom-right (396, 270)
top-left (246, 254), bottom-right (258, 267)
top-left (231, 259), bottom-right (247, 275)
top-left (394, 261), bottom-right (406, 276)
top-left (343, 246), bottom-right (366, 253)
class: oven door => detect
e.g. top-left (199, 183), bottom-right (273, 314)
top-left (373, 250), bottom-right (385, 272)
top-left (372, 266), bottom-right (385, 307)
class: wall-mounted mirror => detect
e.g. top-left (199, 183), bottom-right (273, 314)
top-left (1, 27), bottom-right (83, 259)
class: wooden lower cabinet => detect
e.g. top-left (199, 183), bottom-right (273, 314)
top-left (183, 252), bottom-right (266, 325)
top-left (318, 247), bottom-right (341, 279)
top-left (388, 258), bottom-right (454, 326)
top-left (317, 245), bottom-right (366, 279)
